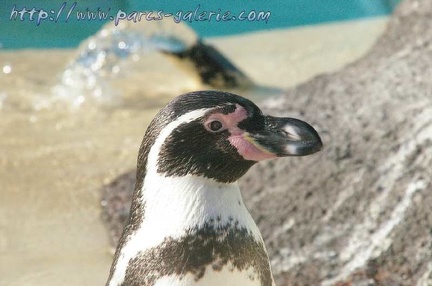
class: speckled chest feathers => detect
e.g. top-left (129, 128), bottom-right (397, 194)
top-left (105, 91), bottom-right (322, 286)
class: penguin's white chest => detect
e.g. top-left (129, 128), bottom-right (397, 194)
top-left (107, 175), bottom-right (275, 286)
top-left (153, 263), bottom-right (262, 286)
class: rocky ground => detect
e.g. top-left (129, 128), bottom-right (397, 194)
top-left (101, 0), bottom-right (432, 285)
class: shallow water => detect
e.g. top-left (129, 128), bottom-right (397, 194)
top-left (0, 45), bottom-right (204, 285)
top-left (0, 17), bottom-right (387, 286)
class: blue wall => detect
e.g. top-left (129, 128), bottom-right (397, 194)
top-left (0, 0), bottom-right (400, 49)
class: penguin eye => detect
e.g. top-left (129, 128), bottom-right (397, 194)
top-left (207, 120), bottom-right (224, 132)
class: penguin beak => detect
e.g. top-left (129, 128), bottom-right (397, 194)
top-left (246, 116), bottom-right (323, 157)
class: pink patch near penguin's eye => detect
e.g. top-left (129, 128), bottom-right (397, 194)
top-left (204, 104), bottom-right (276, 162)
top-left (204, 104), bottom-right (248, 133)
top-left (228, 134), bottom-right (277, 162)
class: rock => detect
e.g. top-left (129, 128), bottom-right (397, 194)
top-left (100, 0), bottom-right (432, 284)
top-left (242, 0), bottom-right (432, 285)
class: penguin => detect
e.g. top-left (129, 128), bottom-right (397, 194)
top-left (105, 90), bottom-right (322, 286)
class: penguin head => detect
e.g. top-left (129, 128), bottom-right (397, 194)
top-left (138, 90), bottom-right (322, 184)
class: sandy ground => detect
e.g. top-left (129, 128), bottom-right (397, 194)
top-left (0, 17), bottom-right (387, 286)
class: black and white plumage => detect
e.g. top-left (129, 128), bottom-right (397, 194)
top-left (105, 91), bottom-right (322, 286)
